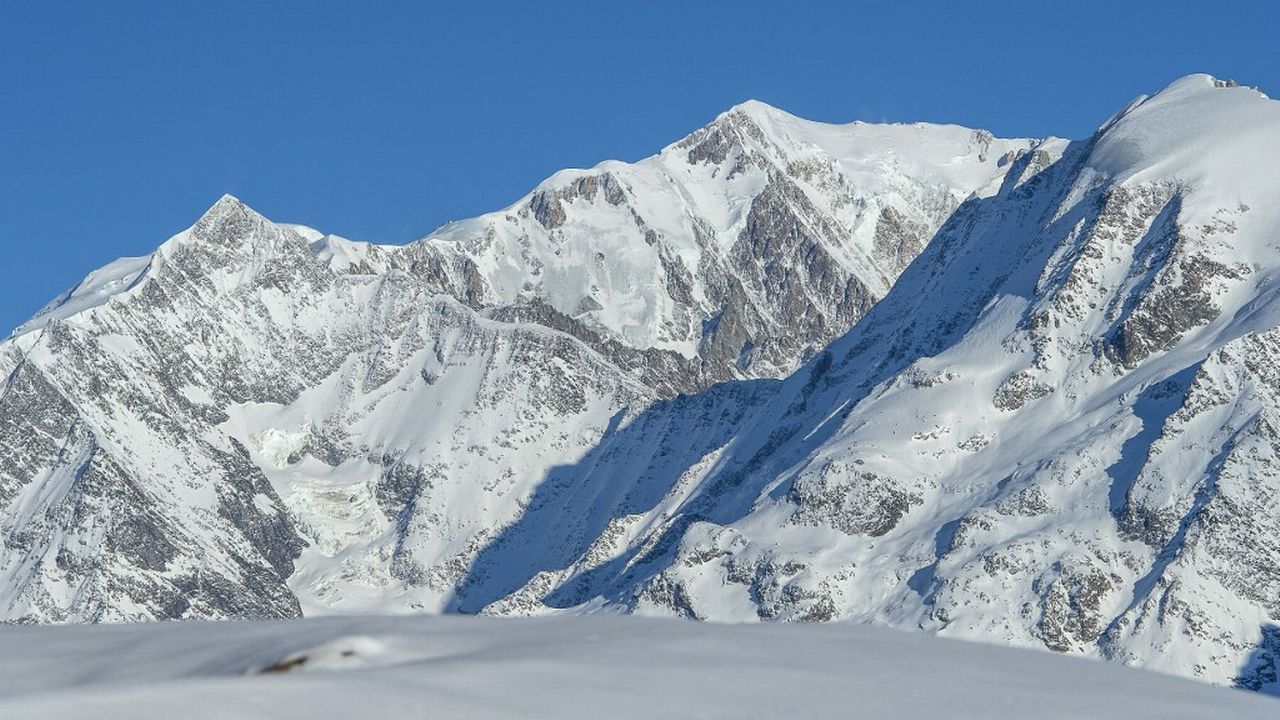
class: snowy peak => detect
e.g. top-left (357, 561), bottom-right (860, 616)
top-left (574, 73), bottom-right (1280, 689)
top-left (1089, 73), bottom-right (1279, 186)
top-left (208, 192), bottom-right (248, 214)
top-left (179, 193), bottom-right (297, 252)
top-left (188, 193), bottom-right (260, 242)
top-left (1160, 72), bottom-right (1270, 100)
top-left (165, 194), bottom-right (331, 269)
top-left (7, 195), bottom-right (346, 344)
top-left (721, 97), bottom-right (786, 119)
top-left (307, 234), bottom-right (395, 275)
top-left (404, 100), bottom-right (1038, 379)
top-left (672, 97), bottom-right (819, 172)
top-left (685, 97), bottom-right (1038, 193)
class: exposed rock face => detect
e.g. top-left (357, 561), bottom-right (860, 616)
top-left (724, 175), bottom-right (879, 371)
top-left (0, 203), bottom-right (310, 621)
top-left (788, 461), bottom-right (923, 537)
top-left (3, 75), bottom-right (1280, 697)
top-left (992, 371), bottom-right (1054, 411)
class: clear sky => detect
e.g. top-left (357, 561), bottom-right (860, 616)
top-left (1, 1), bottom-right (1276, 335)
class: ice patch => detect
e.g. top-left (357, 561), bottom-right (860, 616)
top-left (254, 427), bottom-right (312, 469)
top-left (251, 493), bottom-right (276, 515)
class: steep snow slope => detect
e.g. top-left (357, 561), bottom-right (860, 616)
top-left (11, 255), bottom-right (152, 337)
top-left (476, 75), bottom-right (1280, 690)
top-left (0, 615), bottom-right (1273, 719)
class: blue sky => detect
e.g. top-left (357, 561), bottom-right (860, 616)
top-left (1, 1), bottom-right (1276, 334)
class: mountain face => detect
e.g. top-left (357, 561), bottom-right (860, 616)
top-left (2, 74), bottom-right (1278, 693)
top-left (310, 103), bottom-right (1032, 392)
top-left (0, 103), bottom-right (1030, 623)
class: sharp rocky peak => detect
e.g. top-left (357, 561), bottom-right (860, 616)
top-left (184, 194), bottom-right (280, 246)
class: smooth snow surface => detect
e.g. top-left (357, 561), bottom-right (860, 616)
top-left (10, 254), bottom-right (151, 337)
top-left (0, 615), bottom-right (1272, 720)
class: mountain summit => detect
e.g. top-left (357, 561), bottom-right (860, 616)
top-left (1, 75), bottom-right (1277, 693)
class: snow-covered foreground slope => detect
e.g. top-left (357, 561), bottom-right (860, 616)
top-left (0, 615), bottom-right (1273, 720)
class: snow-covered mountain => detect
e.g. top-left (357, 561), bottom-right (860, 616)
top-left (300, 103), bottom-right (1034, 391)
top-left (0, 99), bottom-right (1031, 623)
top-left (496, 74), bottom-right (1280, 690)
top-left (2, 74), bottom-right (1279, 695)
top-left (407, 103), bottom-right (1032, 383)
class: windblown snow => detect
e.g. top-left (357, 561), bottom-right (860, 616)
top-left (1, 73), bottom-right (1279, 700)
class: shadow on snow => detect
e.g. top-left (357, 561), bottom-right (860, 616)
top-left (448, 138), bottom-right (1106, 614)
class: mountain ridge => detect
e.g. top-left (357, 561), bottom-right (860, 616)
top-left (2, 73), bottom-right (1278, 694)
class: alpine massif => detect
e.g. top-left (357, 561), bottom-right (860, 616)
top-left (1, 74), bottom-right (1277, 694)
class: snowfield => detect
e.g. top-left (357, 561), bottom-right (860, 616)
top-left (0, 615), bottom-right (1273, 719)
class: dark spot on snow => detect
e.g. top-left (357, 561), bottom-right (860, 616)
top-left (259, 655), bottom-right (308, 674)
